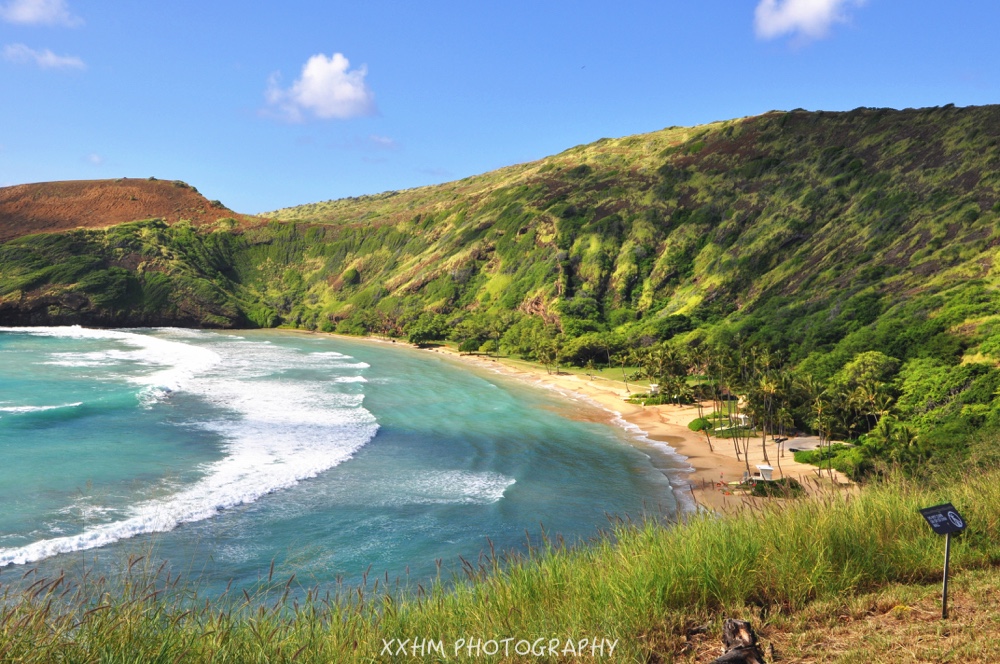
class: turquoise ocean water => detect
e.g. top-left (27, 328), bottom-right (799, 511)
top-left (0, 327), bottom-right (689, 593)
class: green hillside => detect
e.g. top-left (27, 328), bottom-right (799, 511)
top-left (4, 103), bottom-right (1000, 471)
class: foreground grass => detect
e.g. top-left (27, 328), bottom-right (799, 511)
top-left (1, 471), bottom-right (998, 662)
top-left (674, 565), bottom-right (1000, 663)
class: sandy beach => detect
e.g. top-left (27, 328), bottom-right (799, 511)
top-left (417, 345), bottom-right (850, 513)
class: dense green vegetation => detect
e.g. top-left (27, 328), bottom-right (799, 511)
top-left (2, 465), bottom-right (997, 662)
top-left (4, 104), bottom-right (1000, 472)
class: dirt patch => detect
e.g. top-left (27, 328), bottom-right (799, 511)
top-left (0, 178), bottom-right (255, 242)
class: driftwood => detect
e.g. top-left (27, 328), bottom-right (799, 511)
top-left (709, 619), bottom-right (768, 664)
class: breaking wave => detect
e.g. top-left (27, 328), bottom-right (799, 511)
top-left (0, 327), bottom-right (376, 567)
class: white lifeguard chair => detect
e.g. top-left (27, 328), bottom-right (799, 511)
top-left (756, 464), bottom-right (774, 481)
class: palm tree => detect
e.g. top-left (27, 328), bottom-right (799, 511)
top-left (873, 391), bottom-right (894, 422)
top-left (538, 343), bottom-right (557, 375)
top-left (689, 345), bottom-right (711, 418)
top-left (891, 424), bottom-right (924, 471)
top-left (802, 376), bottom-right (836, 479)
top-left (865, 414), bottom-right (895, 473)
top-left (635, 347), bottom-right (654, 384)
top-left (714, 347), bottom-right (743, 463)
top-left (612, 351), bottom-right (632, 393)
top-left (754, 374), bottom-right (781, 464)
top-left (672, 376), bottom-right (695, 406)
top-left (855, 379), bottom-right (894, 433)
top-left (705, 346), bottom-right (723, 424)
top-left (774, 406), bottom-right (794, 477)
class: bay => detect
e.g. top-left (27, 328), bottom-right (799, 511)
top-left (0, 327), bottom-right (686, 593)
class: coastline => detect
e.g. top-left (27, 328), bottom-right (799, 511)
top-left (289, 330), bottom-right (849, 513)
top-left (411, 344), bottom-right (850, 513)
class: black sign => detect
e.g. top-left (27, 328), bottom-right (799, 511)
top-left (920, 503), bottom-right (967, 535)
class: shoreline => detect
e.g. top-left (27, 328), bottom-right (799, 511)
top-left (272, 330), bottom-right (850, 512)
top-left (417, 346), bottom-right (742, 513)
top-left (405, 343), bottom-right (850, 513)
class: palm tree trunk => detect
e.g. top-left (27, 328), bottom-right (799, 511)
top-left (741, 430), bottom-right (752, 478)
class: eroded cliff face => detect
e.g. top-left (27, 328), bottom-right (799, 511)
top-left (0, 287), bottom-right (247, 328)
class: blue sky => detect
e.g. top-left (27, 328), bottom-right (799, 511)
top-left (1, 0), bottom-right (998, 213)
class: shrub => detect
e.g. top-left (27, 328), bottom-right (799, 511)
top-left (341, 267), bottom-right (361, 286)
top-left (689, 417), bottom-right (712, 432)
top-left (458, 338), bottom-right (480, 353)
top-left (750, 477), bottom-right (805, 497)
top-left (405, 313), bottom-right (448, 346)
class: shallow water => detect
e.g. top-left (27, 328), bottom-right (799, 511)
top-left (0, 327), bottom-right (688, 592)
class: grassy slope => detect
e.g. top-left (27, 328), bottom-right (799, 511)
top-left (263, 104), bottom-right (1000, 341)
top-left (6, 105), bottom-right (1000, 339)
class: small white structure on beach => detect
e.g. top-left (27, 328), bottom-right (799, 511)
top-left (756, 464), bottom-right (774, 481)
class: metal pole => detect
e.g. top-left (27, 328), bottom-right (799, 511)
top-left (942, 532), bottom-right (952, 619)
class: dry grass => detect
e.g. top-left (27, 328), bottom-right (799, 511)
top-left (678, 566), bottom-right (1000, 663)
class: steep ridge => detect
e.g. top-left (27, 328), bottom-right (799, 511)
top-left (260, 104), bottom-right (1000, 340)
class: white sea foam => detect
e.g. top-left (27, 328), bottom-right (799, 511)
top-left (323, 361), bottom-right (371, 370)
top-left (44, 350), bottom-right (132, 367)
top-left (0, 402), bottom-right (82, 414)
top-left (0, 328), bottom-right (376, 567)
top-left (383, 471), bottom-right (515, 506)
top-left (57, 499), bottom-right (119, 521)
top-left (5, 325), bottom-right (221, 405)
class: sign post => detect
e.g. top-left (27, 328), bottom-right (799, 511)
top-left (919, 503), bottom-right (967, 619)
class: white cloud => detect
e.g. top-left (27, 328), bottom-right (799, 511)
top-left (0, 0), bottom-right (82, 27)
top-left (265, 52), bottom-right (376, 122)
top-left (3, 43), bottom-right (84, 69)
top-left (319, 134), bottom-right (399, 152)
top-left (368, 134), bottom-right (397, 149)
top-left (85, 153), bottom-right (103, 166)
top-left (754, 0), bottom-right (866, 41)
